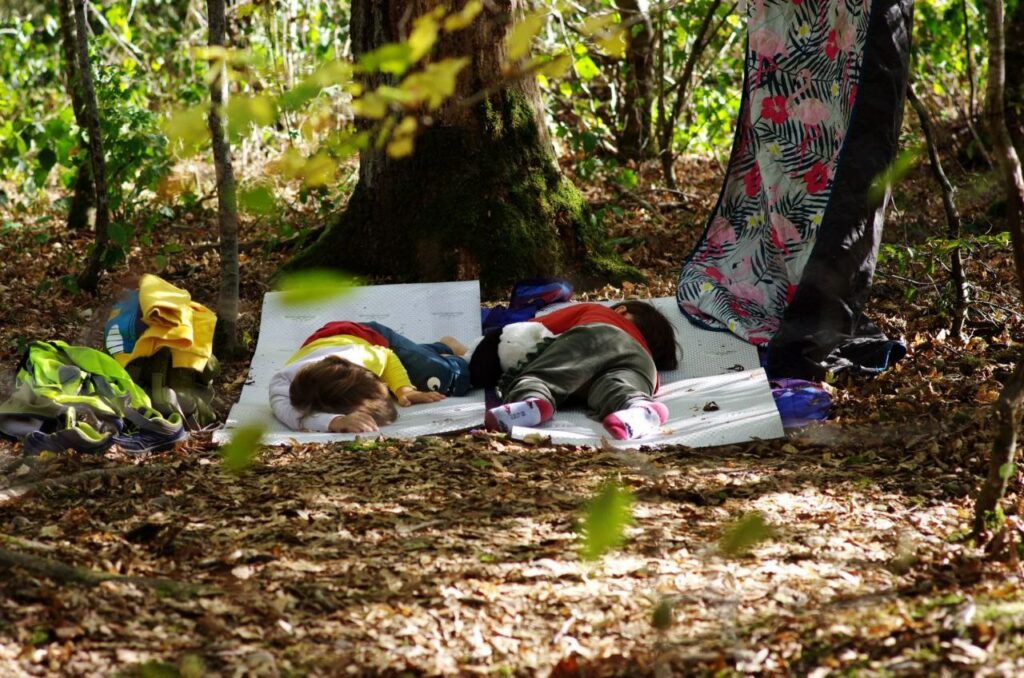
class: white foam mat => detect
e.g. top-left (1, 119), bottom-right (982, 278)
top-left (214, 281), bottom-right (484, 445)
top-left (508, 297), bottom-right (784, 448)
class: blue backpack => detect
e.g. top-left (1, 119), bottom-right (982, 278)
top-left (481, 278), bottom-right (573, 332)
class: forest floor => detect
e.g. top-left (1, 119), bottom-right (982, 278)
top-left (2, 153), bottom-right (1024, 677)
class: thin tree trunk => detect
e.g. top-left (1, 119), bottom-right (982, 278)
top-left (657, 0), bottom-right (723, 189)
top-left (973, 0), bottom-right (1024, 542)
top-left (975, 363), bottom-right (1024, 537)
top-left (207, 0), bottom-right (241, 358)
top-left (57, 0), bottom-right (94, 232)
top-left (1006, 0), bottom-right (1024, 156)
top-left (907, 84), bottom-right (968, 337)
top-left (963, 0), bottom-right (977, 122)
top-left (73, 0), bottom-right (111, 293)
top-left (959, 0), bottom-right (994, 167)
top-left (617, 0), bottom-right (654, 162)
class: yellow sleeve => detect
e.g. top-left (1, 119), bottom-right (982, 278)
top-left (380, 348), bottom-right (413, 395)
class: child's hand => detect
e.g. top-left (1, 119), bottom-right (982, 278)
top-left (329, 412), bottom-right (379, 432)
top-left (396, 386), bottom-right (446, 406)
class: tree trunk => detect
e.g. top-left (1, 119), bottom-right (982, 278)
top-left (57, 0), bottom-right (94, 232)
top-left (974, 0), bottom-right (1024, 542)
top-left (72, 0), bottom-right (112, 293)
top-left (656, 0), bottom-right (723, 189)
top-left (285, 0), bottom-right (635, 293)
top-left (207, 0), bottom-right (242, 359)
top-left (1007, 0), bottom-right (1024, 156)
top-left (617, 0), bottom-right (653, 162)
top-left (907, 84), bottom-right (968, 337)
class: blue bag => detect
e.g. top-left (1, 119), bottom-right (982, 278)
top-left (482, 278), bottom-right (573, 332)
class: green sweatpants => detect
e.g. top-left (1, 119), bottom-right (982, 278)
top-left (501, 324), bottom-right (657, 419)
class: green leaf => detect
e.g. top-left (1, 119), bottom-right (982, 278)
top-left (239, 185), bottom-right (276, 215)
top-left (408, 9), bottom-right (442, 61)
top-left (578, 480), bottom-right (634, 561)
top-left (275, 268), bottom-right (361, 306)
top-left (226, 95), bottom-right (278, 139)
top-left (574, 55), bottom-right (600, 81)
top-left (359, 43), bottom-right (414, 75)
top-left (399, 58), bottom-right (469, 109)
top-left (506, 11), bottom-right (546, 61)
top-left (999, 462), bottom-right (1017, 480)
top-left (138, 661), bottom-right (179, 678)
top-left (36, 147), bottom-right (57, 172)
top-left (651, 597), bottom-right (674, 630)
top-left (220, 422), bottom-right (266, 474)
top-left (719, 512), bottom-right (774, 557)
top-left (868, 146), bottom-right (921, 206)
top-left (162, 106), bottom-right (209, 157)
top-left (444, 0), bottom-right (483, 31)
top-left (108, 221), bottom-right (132, 250)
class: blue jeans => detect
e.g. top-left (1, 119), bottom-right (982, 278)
top-left (362, 322), bottom-right (472, 396)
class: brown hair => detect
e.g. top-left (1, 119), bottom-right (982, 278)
top-left (613, 301), bottom-right (679, 371)
top-left (289, 356), bottom-right (397, 426)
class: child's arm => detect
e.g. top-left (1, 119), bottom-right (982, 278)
top-left (379, 348), bottom-right (414, 394)
top-left (395, 385), bottom-right (445, 406)
top-left (268, 369), bottom-right (337, 432)
top-left (380, 347), bottom-right (445, 406)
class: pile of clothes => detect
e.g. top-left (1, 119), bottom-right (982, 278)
top-left (0, 274), bottom-right (218, 455)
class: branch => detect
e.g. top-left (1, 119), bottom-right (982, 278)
top-left (908, 82), bottom-right (968, 336)
top-left (88, 2), bottom-right (143, 65)
top-left (0, 542), bottom-right (202, 597)
top-left (0, 464), bottom-right (164, 506)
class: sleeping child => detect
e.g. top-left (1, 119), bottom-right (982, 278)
top-left (269, 321), bottom-right (470, 433)
top-left (468, 301), bottom-right (678, 440)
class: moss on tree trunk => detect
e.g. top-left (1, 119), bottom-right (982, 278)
top-left (284, 0), bottom-right (637, 294)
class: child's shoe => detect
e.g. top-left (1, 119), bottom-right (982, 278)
top-left (485, 398), bottom-right (553, 433)
top-left (603, 402), bottom-right (668, 440)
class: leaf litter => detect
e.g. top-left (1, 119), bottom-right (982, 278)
top-left (1, 156), bottom-right (1024, 675)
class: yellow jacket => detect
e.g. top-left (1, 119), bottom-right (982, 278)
top-left (113, 274), bottom-right (217, 371)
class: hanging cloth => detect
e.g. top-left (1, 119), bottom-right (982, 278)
top-left (676, 0), bottom-right (913, 380)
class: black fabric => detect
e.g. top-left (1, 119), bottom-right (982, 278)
top-left (765, 0), bottom-right (914, 381)
top-left (468, 328), bottom-right (504, 389)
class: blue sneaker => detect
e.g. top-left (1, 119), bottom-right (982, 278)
top-left (23, 423), bottom-right (115, 456)
top-left (113, 424), bottom-right (188, 455)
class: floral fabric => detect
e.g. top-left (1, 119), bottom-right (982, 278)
top-left (677, 0), bottom-right (872, 345)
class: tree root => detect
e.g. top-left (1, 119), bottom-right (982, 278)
top-left (0, 464), bottom-right (166, 505)
top-left (0, 543), bottom-right (206, 597)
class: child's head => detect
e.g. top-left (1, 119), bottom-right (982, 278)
top-left (290, 355), bottom-right (397, 426)
top-left (613, 301), bottom-right (679, 371)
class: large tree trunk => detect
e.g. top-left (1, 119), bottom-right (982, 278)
top-left (207, 0), bottom-right (241, 359)
top-left (57, 0), bottom-right (94, 232)
top-left (617, 0), bottom-right (654, 161)
top-left (285, 0), bottom-right (634, 293)
top-left (72, 0), bottom-right (112, 293)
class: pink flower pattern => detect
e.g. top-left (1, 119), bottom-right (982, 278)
top-left (678, 0), bottom-right (869, 344)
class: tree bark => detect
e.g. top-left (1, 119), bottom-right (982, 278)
top-left (57, 0), bottom-right (94, 232)
top-left (907, 84), bottom-right (968, 337)
top-left (617, 0), bottom-right (654, 162)
top-left (657, 0), bottom-right (723, 189)
top-left (974, 0), bottom-right (1024, 542)
top-left (207, 0), bottom-right (242, 359)
top-left (285, 0), bottom-right (635, 293)
top-left (72, 0), bottom-right (112, 293)
top-left (1007, 0), bottom-right (1024, 156)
